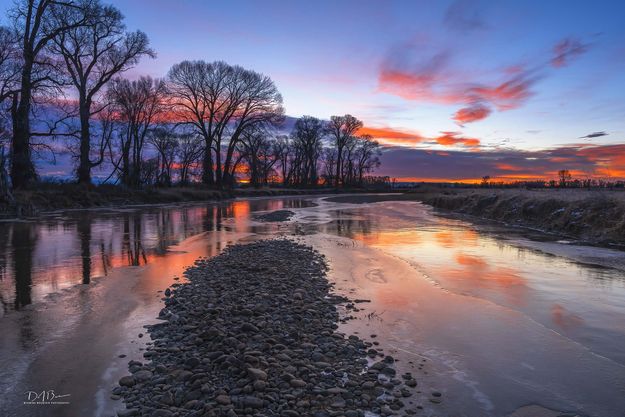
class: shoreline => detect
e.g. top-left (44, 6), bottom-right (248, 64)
top-left (114, 239), bottom-right (421, 417)
top-left (325, 189), bottom-right (625, 249)
top-left (0, 185), bottom-right (346, 218)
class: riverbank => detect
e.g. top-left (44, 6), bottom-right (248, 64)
top-left (0, 184), bottom-right (337, 217)
top-left (114, 239), bottom-right (420, 417)
top-left (327, 188), bottom-right (625, 247)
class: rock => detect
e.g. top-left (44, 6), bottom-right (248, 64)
top-left (241, 396), bottom-right (264, 408)
top-left (117, 409), bottom-right (139, 417)
top-left (133, 370), bottom-right (153, 382)
top-left (290, 379), bottom-right (307, 388)
top-left (185, 357), bottom-right (200, 368)
top-left (215, 394), bottom-right (231, 405)
top-left (160, 391), bottom-right (174, 406)
top-left (113, 240), bottom-right (410, 417)
top-left (118, 376), bottom-right (136, 387)
top-left (151, 410), bottom-right (173, 417)
top-left (253, 380), bottom-right (267, 391)
top-left (247, 368), bottom-right (267, 380)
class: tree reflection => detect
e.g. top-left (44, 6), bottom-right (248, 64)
top-left (11, 222), bottom-right (36, 309)
top-left (77, 215), bottom-right (92, 284)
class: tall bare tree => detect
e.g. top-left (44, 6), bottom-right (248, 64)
top-left (273, 134), bottom-right (292, 186)
top-left (0, 26), bottom-right (19, 107)
top-left (168, 60), bottom-right (284, 188)
top-left (326, 114), bottom-right (362, 187)
top-left (291, 116), bottom-right (324, 187)
top-left (176, 132), bottom-right (203, 185)
top-left (238, 127), bottom-right (279, 187)
top-left (148, 126), bottom-right (178, 186)
top-left (0, 27), bottom-right (19, 200)
top-left (52, 0), bottom-right (154, 185)
top-left (9, 0), bottom-right (91, 188)
top-left (220, 67), bottom-right (284, 186)
top-left (353, 134), bottom-right (381, 185)
top-left (107, 76), bottom-right (166, 188)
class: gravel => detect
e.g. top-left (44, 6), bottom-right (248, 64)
top-left (254, 210), bottom-right (295, 222)
top-left (114, 239), bottom-right (418, 416)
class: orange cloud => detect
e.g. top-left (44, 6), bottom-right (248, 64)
top-left (453, 103), bottom-right (492, 125)
top-left (358, 126), bottom-right (425, 146)
top-left (435, 131), bottom-right (480, 147)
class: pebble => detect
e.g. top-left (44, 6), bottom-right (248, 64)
top-left (114, 240), bottom-right (418, 416)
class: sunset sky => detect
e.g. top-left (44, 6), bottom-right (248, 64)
top-left (2, 0), bottom-right (624, 181)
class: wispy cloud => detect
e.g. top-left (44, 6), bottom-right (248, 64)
top-left (579, 131), bottom-right (608, 139)
top-left (378, 35), bottom-right (589, 125)
top-left (552, 38), bottom-right (588, 68)
top-left (444, 0), bottom-right (488, 32)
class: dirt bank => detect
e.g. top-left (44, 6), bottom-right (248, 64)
top-left (327, 189), bottom-right (625, 247)
top-left (0, 184), bottom-right (332, 217)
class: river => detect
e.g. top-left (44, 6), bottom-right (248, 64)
top-left (0, 196), bottom-right (624, 417)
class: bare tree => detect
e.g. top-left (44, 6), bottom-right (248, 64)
top-left (0, 144), bottom-right (13, 203)
top-left (273, 134), bottom-right (292, 186)
top-left (168, 60), bottom-right (284, 188)
top-left (0, 26), bottom-right (19, 106)
top-left (326, 114), bottom-right (363, 187)
top-left (0, 27), bottom-right (19, 200)
top-left (107, 76), bottom-right (166, 188)
top-left (291, 116), bottom-right (324, 187)
top-left (353, 134), bottom-right (381, 185)
top-left (221, 67), bottom-right (284, 187)
top-left (176, 132), bottom-right (203, 185)
top-left (238, 127), bottom-right (278, 187)
top-left (558, 169), bottom-right (571, 188)
top-left (9, 0), bottom-right (91, 188)
top-left (52, 0), bottom-right (154, 185)
top-left (321, 147), bottom-right (337, 185)
top-left (148, 126), bottom-right (178, 186)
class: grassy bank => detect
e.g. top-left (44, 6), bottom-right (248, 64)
top-left (0, 183), bottom-right (336, 217)
top-left (327, 188), bottom-right (625, 247)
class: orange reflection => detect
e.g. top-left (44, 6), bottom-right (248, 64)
top-left (434, 231), bottom-right (455, 248)
top-left (551, 303), bottom-right (584, 331)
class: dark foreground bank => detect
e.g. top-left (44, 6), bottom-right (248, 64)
top-left (114, 240), bottom-right (419, 417)
top-left (327, 189), bottom-right (625, 247)
top-left (0, 184), bottom-right (333, 217)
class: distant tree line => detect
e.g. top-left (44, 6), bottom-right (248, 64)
top-left (0, 0), bottom-right (382, 196)
top-left (477, 170), bottom-right (625, 189)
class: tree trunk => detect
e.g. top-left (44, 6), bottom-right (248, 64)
top-left (335, 146), bottom-right (342, 188)
top-left (77, 97), bottom-right (92, 185)
top-left (202, 139), bottom-right (214, 185)
top-left (0, 145), bottom-right (13, 204)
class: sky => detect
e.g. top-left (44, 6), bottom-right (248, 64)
top-left (2, 0), bottom-right (625, 182)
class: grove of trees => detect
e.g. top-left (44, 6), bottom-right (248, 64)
top-left (0, 0), bottom-right (382, 198)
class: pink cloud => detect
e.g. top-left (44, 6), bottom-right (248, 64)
top-left (552, 38), bottom-right (587, 68)
top-left (453, 102), bottom-right (491, 125)
top-left (378, 36), bottom-right (588, 124)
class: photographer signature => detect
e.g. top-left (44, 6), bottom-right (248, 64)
top-left (24, 390), bottom-right (70, 405)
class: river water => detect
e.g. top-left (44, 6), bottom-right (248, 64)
top-left (0, 196), bottom-right (624, 417)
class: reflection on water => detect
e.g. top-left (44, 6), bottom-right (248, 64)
top-left (0, 198), bottom-right (313, 317)
top-left (1, 196), bottom-right (625, 417)
top-left (317, 201), bottom-right (625, 367)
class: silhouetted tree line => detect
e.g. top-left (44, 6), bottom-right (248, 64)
top-left (0, 0), bottom-right (382, 197)
top-left (477, 170), bottom-right (625, 190)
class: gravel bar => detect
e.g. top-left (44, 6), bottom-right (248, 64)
top-left (114, 239), bottom-right (418, 417)
top-left (254, 210), bottom-right (295, 222)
